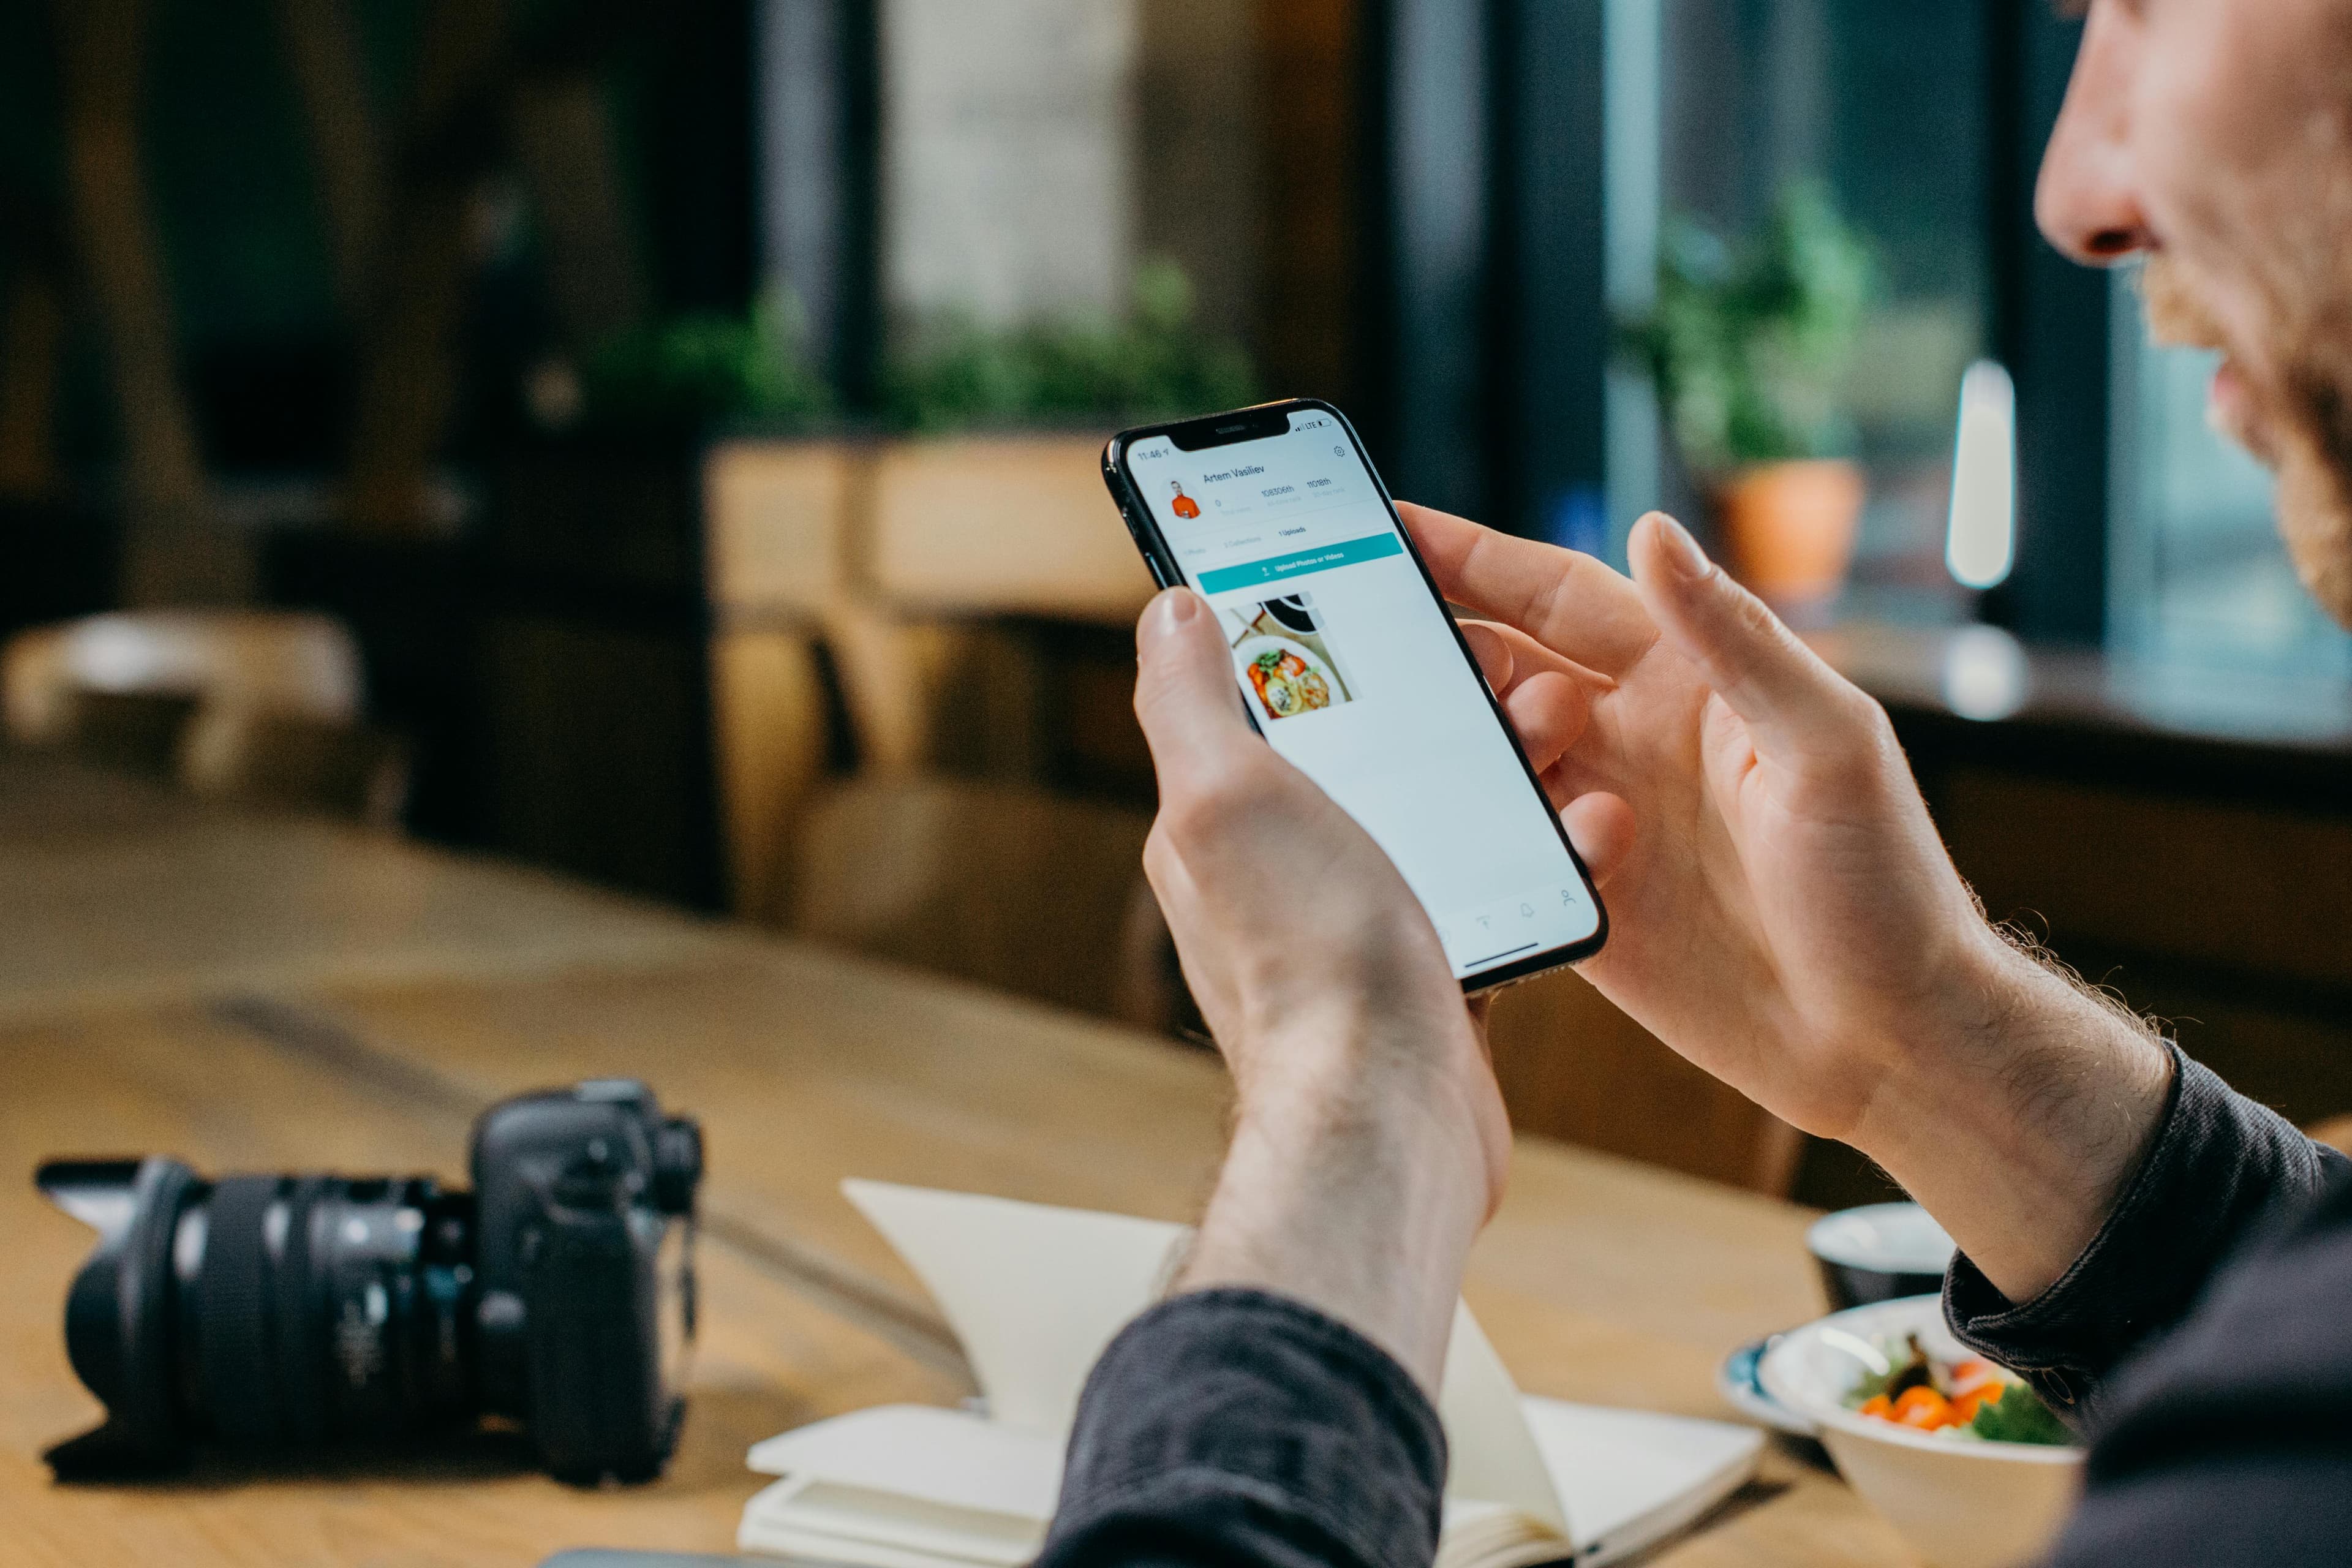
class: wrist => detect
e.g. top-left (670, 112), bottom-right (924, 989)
top-left (1234, 992), bottom-right (1502, 1165)
top-left (1183, 1012), bottom-right (1498, 1392)
top-left (1852, 925), bottom-right (2173, 1302)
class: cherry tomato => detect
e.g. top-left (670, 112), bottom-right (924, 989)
top-left (1947, 1359), bottom-right (2005, 1399)
top-left (1892, 1386), bottom-right (1956, 1430)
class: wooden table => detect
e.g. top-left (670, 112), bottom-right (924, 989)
top-left (0, 753), bottom-right (725, 1025)
top-left (0, 755), bottom-right (1911, 1566)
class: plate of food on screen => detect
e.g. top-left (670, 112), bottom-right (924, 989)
top-left (1232, 635), bottom-right (1348, 720)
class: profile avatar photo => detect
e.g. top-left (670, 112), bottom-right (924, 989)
top-left (1223, 594), bottom-right (1355, 722)
top-left (1169, 480), bottom-right (1201, 519)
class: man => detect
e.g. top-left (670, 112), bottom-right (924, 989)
top-left (1036, 3), bottom-right (2352, 1566)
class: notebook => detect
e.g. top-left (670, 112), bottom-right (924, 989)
top-left (737, 1182), bottom-right (1762, 1568)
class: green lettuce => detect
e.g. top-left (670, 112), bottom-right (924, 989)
top-left (1969, 1382), bottom-right (2071, 1446)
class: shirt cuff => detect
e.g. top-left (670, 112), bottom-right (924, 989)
top-left (1945, 1041), bottom-right (2347, 1418)
top-left (1041, 1287), bottom-right (1448, 1568)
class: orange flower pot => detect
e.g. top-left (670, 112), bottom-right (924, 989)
top-left (1710, 459), bottom-right (1866, 620)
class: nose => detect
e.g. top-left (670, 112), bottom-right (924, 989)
top-left (2035, 5), bottom-right (2152, 265)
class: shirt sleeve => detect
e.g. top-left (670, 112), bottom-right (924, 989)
top-left (2043, 1166), bottom-right (2352, 1567)
top-left (1945, 1041), bottom-right (2350, 1419)
top-left (1036, 1287), bottom-right (1449, 1568)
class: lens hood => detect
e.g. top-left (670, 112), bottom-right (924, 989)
top-left (37, 1156), bottom-right (202, 1474)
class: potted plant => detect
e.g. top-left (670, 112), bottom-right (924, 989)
top-left (1626, 181), bottom-right (1877, 619)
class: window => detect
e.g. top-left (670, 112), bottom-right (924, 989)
top-left (1652, 0), bottom-right (1994, 624)
top-left (1639, 1), bottom-right (2352, 678)
top-left (2109, 277), bottom-right (2352, 678)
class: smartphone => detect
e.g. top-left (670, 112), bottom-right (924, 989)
top-left (1102, 398), bottom-right (1607, 991)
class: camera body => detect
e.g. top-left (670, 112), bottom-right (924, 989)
top-left (38, 1079), bottom-right (701, 1484)
top-left (472, 1080), bottom-right (702, 1481)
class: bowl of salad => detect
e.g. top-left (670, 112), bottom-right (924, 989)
top-left (1760, 1295), bottom-right (2081, 1568)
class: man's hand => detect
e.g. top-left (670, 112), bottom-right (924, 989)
top-left (1133, 587), bottom-right (1509, 1391)
top-left (1403, 504), bottom-right (2173, 1303)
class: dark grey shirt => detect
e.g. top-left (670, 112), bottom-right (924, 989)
top-left (1039, 1044), bottom-right (2352, 1568)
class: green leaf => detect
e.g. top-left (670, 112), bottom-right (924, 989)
top-left (580, 285), bottom-right (832, 432)
top-left (1969, 1382), bottom-right (2072, 1446)
top-left (1618, 179), bottom-right (1879, 473)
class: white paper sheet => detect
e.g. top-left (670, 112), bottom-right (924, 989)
top-left (748, 1404), bottom-right (1061, 1518)
top-left (843, 1180), bottom-right (1189, 1436)
top-left (1525, 1398), bottom-right (1762, 1560)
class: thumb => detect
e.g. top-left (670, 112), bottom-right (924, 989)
top-left (1627, 511), bottom-right (1865, 753)
top-left (1134, 589), bottom-right (1255, 788)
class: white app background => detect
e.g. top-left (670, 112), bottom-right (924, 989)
top-left (1127, 412), bottom-right (1601, 978)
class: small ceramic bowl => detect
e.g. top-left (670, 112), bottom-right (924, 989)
top-left (1760, 1295), bottom-right (2082, 1568)
top-left (1807, 1201), bottom-right (1955, 1310)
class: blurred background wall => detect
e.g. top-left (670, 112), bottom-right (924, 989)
top-left (9, 1), bottom-right (2339, 685)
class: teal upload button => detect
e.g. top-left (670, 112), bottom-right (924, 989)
top-left (1197, 532), bottom-right (1404, 594)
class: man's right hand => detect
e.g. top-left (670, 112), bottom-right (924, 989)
top-left (1404, 504), bottom-right (2174, 1302)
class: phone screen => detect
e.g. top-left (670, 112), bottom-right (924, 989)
top-left (1114, 404), bottom-right (1605, 986)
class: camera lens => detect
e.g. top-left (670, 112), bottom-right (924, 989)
top-left (42, 1079), bottom-right (699, 1483)
top-left (42, 1160), bottom-right (480, 1464)
top-left (172, 1175), bottom-right (478, 1446)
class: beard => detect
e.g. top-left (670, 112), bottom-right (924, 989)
top-left (2139, 252), bottom-right (2352, 629)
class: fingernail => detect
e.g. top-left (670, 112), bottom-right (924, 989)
top-left (1140, 588), bottom-right (1198, 654)
top-left (1653, 514), bottom-right (1709, 579)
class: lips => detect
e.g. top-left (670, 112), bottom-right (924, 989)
top-left (2209, 360), bottom-right (2249, 425)
top-left (2207, 360), bottom-right (2282, 464)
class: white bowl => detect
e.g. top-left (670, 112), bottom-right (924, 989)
top-left (1760, 1296), bottom-right (2082, 1568)
top-left (1807, 1201), bottom-right (1955, 1308)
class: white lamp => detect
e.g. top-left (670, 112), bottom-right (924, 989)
top-left (1947, 360), bottom-right (2017, 590)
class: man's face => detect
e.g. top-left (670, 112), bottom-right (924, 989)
top-left (2040, 0), bottom-right (2352, 625)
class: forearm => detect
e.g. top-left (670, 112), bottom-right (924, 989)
top-left (1851, 930), bottom-right (2175, 1304)
top-left (1178, 1011), bottom-right (1492, 1394)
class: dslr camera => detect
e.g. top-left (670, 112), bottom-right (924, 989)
top-left (39, 1080), bottom-right (702, 1483)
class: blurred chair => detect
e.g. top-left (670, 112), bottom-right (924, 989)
top-left (862, 437), bottom-right (1156, 624)
top-left (1, 610), bottom-right (407, 827)
top-left (788, 772), bottom-right (1175, 1031)
top-left (702, 434), bottom-right (1154, 922)
top-left (709, 622), bottom-right (835, 923)
top-left (703, 440), bottom-right (859, 919)
top-left (845, 437), bottom-right (1155, 782)
top-left (43, 688), bottom-right (205, 779)
top-left (195, 709), bottom-right (411, 826)
top-left (706, 435), bottom-right (1174, 1026)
